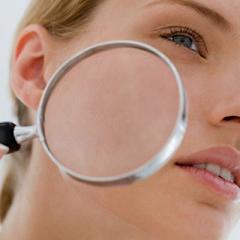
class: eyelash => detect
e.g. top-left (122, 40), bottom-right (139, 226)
top-left (159, 26), bottom-right (208, 58)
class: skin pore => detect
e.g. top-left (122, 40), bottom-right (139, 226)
top-left (1, 0), bottom-right (240, 239)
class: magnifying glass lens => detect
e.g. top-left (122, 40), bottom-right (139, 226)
top-left (44, 47), bottom-right (179, 178)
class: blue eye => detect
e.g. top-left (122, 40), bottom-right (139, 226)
top-left (168, 35), bottom-right (198, 52)
top-left (159, 26), bottom-right (207, 58)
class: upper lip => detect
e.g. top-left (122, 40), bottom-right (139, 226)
top-left (176, 145), bottom-right (240, 187)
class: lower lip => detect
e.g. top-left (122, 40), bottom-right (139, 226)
top-left (176, 165), bottom-right (240, 201)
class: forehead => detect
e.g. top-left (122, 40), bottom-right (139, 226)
top-left (104, 0), bottom-right (240, 29)
top-left (143, 0), bottom-right (239, 13)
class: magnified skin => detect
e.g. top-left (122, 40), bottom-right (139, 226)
top-left (44, 47), bottom-right (179, 178)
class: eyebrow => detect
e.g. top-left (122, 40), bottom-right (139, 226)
top-left (145, 0), bottom-right (231, 31)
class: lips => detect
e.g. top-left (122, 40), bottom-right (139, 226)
top-left (176, 146), bottom-right (240, 188)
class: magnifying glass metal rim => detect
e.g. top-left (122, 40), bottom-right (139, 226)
top-left (16, 40), bottom-right (188, 186)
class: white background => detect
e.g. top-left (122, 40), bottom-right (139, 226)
top-left (0, 1), bottom-right (239, 239)
top-left (0, 1), bottom-right (30, 122)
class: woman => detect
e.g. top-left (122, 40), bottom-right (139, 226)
top-left (0, 0), bottom-right (240, 239)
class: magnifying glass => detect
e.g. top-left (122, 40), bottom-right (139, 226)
top-left (0, 40), bottom-right (187, 186)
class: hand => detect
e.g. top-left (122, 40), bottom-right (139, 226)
top-left (0, 144), bottom-right (9, 158)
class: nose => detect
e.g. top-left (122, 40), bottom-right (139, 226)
top-left (206, 57), bottom-right (240, 129)
top-left (209, 92), bottom-right (240, 128)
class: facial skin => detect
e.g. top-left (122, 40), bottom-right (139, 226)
top-left (2, 0), bottom-right (240, 239)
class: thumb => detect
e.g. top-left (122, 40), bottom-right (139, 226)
top-left (0, 144), bottom-right (9, 158)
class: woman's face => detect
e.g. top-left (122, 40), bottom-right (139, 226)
top-left (19, 0), bottom-right (240, 239)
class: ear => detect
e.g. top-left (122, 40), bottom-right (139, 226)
top-left (11, 24), bottom-right (53, 111)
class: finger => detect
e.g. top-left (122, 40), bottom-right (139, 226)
top-left (0, 144), bottom-right (10, 156)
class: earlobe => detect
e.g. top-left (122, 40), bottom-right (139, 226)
top-left (11, 25), bottom-right (51, 111)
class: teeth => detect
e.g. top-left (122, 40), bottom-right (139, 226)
top-left (219, 168), bottom-right (234, 183)
top-left (206, 163), bottom-right (221, 177)
top-left (192, 163), bottom-right (235, 183)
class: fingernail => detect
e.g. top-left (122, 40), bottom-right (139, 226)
top-left (0, 145), bottom-right (9, 154)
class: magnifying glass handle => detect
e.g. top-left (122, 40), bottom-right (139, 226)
top-left (0, 122), bottom-right (37, 154)
top-left (0, 122), bottom-right (21, 153)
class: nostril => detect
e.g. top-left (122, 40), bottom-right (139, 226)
top-left (223, 116), bottom-right (240, 123)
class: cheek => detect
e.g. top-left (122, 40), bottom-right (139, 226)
top-left (44, 48), bottom-right (180, 177)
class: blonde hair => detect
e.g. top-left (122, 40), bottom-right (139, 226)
top-left (0, 0), bottom-right (101, 224)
